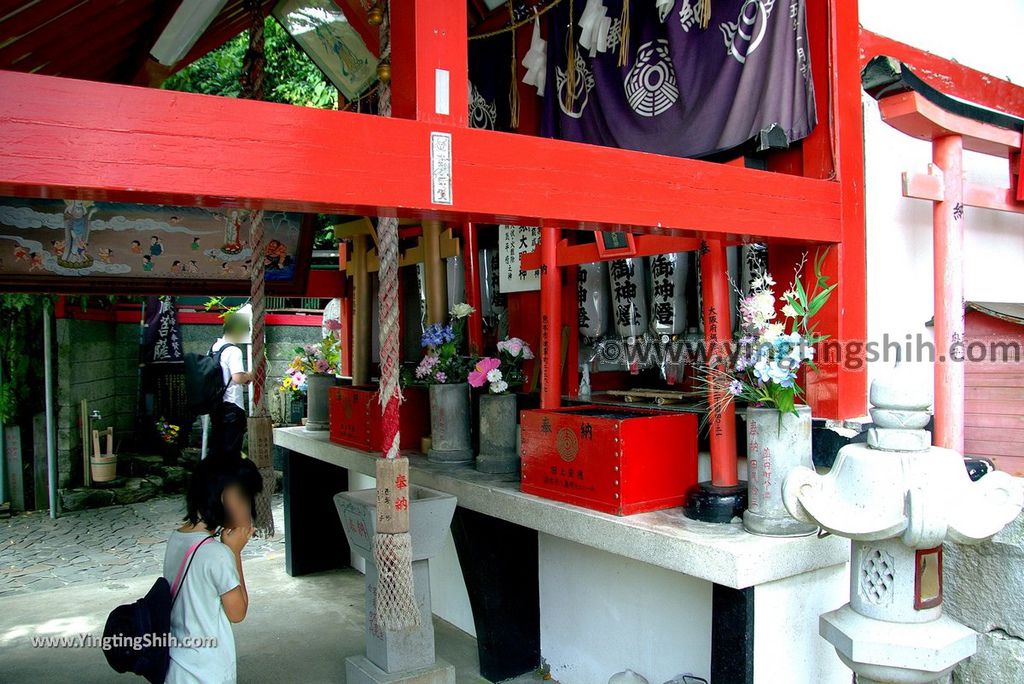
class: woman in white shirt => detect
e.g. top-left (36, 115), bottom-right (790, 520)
top-left (163, 457), bottom-right (261, 683)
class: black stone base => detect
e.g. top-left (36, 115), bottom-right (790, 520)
top-left (682, 481), bottom-right (748, 523)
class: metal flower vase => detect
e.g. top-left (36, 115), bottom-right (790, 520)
top-left (743, 405), bottom-right (818, 536)
top-left (428, 383), bottom-right (473, 464)
top-left (476, 393), bottom-right (519, 474)
top-left (305, 373), bottom-right (337, 431)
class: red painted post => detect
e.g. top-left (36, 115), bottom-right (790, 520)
top-left (933, 135), bottom-right (966, 453)
top-left (389, 0), bottom-right (468, 125)
top-left (701, 240), bottom-right (739, 488)
top-left (461, 222), bottom-right (484, 355)
top-left (540, 227), bottom-right (562, 409)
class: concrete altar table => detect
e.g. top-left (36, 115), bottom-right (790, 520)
top-left (274, 426), bottom-right (851, 684)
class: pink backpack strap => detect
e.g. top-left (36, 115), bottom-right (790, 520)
top-left (171, 535), bottom-right (214, 597)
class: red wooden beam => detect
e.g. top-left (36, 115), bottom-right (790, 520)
top-left (0, 71), bottom-right (842, 243)
top-left (520, 234), bottom-right (705, 271)
top-left (461, 222), bottom-right (484, 355)
top-left (390, 0), bottom-right (468, 126)
top-left (903, 170), bottom-right (1024, 215)
top-left (932, 134), bottom-right (966, 454)
top-left (878, 91), bottom-right (1023, 158)
top-left (539, 226), bottom-right (561, 409)
top-left (859, 28), bottom-right (1024, 119)
top-left (701, 240), bottom-right (738, 487)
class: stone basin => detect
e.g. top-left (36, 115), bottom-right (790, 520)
top-left (335, 485), bottom-right (457, 562)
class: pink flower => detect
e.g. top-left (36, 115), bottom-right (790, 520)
top-left (314, 359), bottom-right (331, 374)
top-left (324, 318), bottom-right (342, 332)
top-left (468, 357), bottom-right (501, 388)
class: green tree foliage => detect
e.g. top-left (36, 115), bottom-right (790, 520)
top-left (163, 17), bottom-right (338, 109)
top-left (163, 18), bottom-right (342, 248)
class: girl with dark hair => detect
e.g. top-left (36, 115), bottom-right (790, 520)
top-left (163, 457), bottom-right (262, 683)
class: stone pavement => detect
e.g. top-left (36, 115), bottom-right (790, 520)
top-left (0, 494), bottom-right (285, 597)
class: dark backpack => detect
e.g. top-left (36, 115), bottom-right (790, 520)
top-left (102, 536), bottom-right (213, 683)
top-left (184, 343), bottom-right (237, 416)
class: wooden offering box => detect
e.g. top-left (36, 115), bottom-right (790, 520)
top-left (329, 385), bottom-right (429, 453)
top-left (520, 405), bottom-right (698, 515)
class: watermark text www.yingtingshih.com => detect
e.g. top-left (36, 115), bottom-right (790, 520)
top-left (593, 333), bottom-right (1023, 370)
top-left (31, 633), bottom-right (217, 650)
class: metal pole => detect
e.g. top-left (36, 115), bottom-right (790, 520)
top-left (43, 301), bottom-right (57, 519)
top-left (701, 240), bottom-right (739, 488)
top-left (933, 134), bottom-right (966, 453)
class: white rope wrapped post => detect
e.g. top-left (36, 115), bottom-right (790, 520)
top-left (248, 208), bottom-right (276, 537)
top-left (366, 0), bottom-right (419, 631)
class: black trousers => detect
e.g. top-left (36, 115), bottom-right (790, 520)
top-left (209, 402), bottom-right (247, 460)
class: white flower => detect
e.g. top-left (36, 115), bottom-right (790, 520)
top-left (450, 302), bottom-right (475, 319)
top-left (490, 380), bottom-right (508, 394)
top-left (761, 322), bottom-right (785, 342)
top-left (781, 303), bottom-right (797, 318)
top-left (762, 274), bottom-right (776, 287)
top-left (486, 368), bottom-right (503, 383)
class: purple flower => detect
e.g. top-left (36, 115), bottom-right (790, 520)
top-left (434, 371), bottom-right (447, 383)
top-left (728, 380), bottom-right (744, 396)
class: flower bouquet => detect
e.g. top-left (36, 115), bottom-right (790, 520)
top-left (417, 304), bottom-right (477, 464)
top-left (699, 249), bottom-right (835, 536)
top-left (470, 337), bottom-right (534, 474)
top-left (289, 335), bottom-right (341, 431)
top-left (701, 250), bottom-right (835, 418)
top-left (155, 417), bottom-right (180, 444)
top-left (468, 337), bottom-right (534, 394)
top-left (413, 303), bottom-right (475, 385)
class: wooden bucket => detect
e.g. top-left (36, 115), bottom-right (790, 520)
top-left (90, 454), bottom-right (117, 482)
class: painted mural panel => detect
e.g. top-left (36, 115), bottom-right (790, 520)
top-left (0, 198), bottom-right (303, 282)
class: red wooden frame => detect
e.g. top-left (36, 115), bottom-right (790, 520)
top-left (0, 0), bottom-right (896, 435)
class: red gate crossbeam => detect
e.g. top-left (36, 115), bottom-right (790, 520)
top-left (876, 86), bottom-right (1024, 454)
top-left (520, 235), bottom-right (710, 271)
top-left (0, 71), bottom-right (842, 244)
top-left (859, 28), bottom-right (1024, 120)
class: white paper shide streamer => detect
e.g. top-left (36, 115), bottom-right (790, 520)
top-left (521, 16), bottom-right (547, 96)
top-left (578, 0), bottom-right (613, 57)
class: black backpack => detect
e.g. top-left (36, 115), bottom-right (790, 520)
top-left (184, 343), bottom-right (237, 416)
top-left (102, 536), bottom-right (213, 683)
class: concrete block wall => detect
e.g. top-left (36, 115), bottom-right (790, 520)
top-left (945, 509), bottom-right (1024, 682)
top-left (55, 317), bottom-right (324, 487)
top-left (55, 319), bottom-right (137, 488)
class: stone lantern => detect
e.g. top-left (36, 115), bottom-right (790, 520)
top-left (782, 365), bottom-right (1024, 683)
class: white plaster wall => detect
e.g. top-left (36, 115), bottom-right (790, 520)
top-left (857, 0), bottom-right (1024, 407)
top-left (538, 534), bottom-right (713, 684)
top-left (753, 563), bottom-right (850, 684)
top-left (346, 471), bottom-right (476, 637)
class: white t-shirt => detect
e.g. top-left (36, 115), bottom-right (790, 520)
top-left (211, 338), bottom-right (245, 410)
top-left (163, 531), bottom-right (240, 684)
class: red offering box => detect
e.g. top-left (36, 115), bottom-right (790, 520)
top-left (329, 385), bottom-right (429, 453)
top-left (520, 405), bottom-right (698, 515)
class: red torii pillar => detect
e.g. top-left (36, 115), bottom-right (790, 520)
top-left (683, 240), bottom-right (746, 522)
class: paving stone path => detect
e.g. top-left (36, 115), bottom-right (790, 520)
top-left (0, 495), bottom-right (285, 597)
